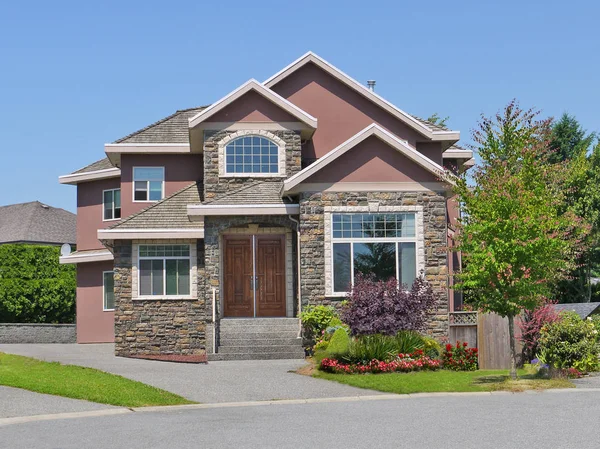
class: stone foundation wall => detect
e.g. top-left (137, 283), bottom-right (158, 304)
top-left (298, 191), bottom-right (449, 339)
top-left (0, 323), bottom-right (76, 344)
top-left (113, 240), bottom-right (207, 357)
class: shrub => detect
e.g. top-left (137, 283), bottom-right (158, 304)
top-left (300, 305), bottom-right (338, 343)
top-left (326, 328), bottom-right (350, 357)
top-left (0, 244), bottom-right (76, 323)
top-left (320, 350), bottom-right (440, 374)
top-left (518, 302), bottom-right (560, 363)
top-left (338, 332), bottom-right (428, 365)
top-left (341, 274), bottom-right (436, 336)
top-left (422, 336), bottom-right (442, 358)
top-left (393, 331), bottom-right (426, 354)
top-left (537, 312), bottom-right (599, 372)
top-left (442, 341), bottom-right (478, 371)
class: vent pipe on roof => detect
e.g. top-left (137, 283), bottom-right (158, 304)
top-left (367, 80), bottom-right (376, 92)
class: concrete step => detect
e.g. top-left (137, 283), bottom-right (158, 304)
top-left (219, 337), bottom-right (302, 347)
top-left (219, 318), bottom-right (299, 326)
top-left (218, 325), bottom-right (301, 334)
top-left (218, 345), bottom-right (305, 355)
top-left (219, 330), bottom-right (300, 340)
top-left (208, 351), bottom-right (306, 361)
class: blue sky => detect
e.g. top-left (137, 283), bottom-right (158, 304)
top-left (1, 0), bottom-right (597, 212)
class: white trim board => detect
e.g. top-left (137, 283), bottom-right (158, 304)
top-left (283, 123), bottom-right (455, 193)
top-left (58, 168), bottom-right (121, 185)
top-left (188, 79), bottom-right (317, 129)
top-left (286, 182), bottom-right (450, 194)
top-left (443, 149), bottom-right (473, 159)
top-left (187, 204), bottom-right (300, 217)
top-left (59, 249), bottom-right (114, 264)
top-left (98, 228), bottom-right (205, 240)
top-left (264, 52), bottom-right (460, 142)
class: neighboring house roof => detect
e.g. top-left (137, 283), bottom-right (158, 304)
top-left (553, 302), bottom-right (600, 319)
top-left (0, 201), bottom-right (76, 245)
top-left (283, 124), bottom-right (454, 193)
top-left (188, 80), bottom-right (317, 129)
top-left (114, 107), bottom-right (207, 144)
top-left (263, 52), bottom-right (460, 141)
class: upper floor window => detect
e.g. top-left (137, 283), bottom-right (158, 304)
top-left (103, 189), bottom-right (121, 221)
top-left (225, 136), bottom-right (279, 174)
top-left (133, 167), bottom-right (164, 202)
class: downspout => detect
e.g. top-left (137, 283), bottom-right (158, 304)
top-left (288, 210), bottom-right (302, 340)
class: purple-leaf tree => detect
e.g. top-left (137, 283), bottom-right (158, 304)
top-left (341, 274), bottom-right (436, 336)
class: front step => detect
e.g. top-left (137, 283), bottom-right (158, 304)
top-left (209, 318), bottom-right (305, 361)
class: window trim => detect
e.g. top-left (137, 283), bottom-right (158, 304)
top-left (217, 130), bottom-right (287, 178)
top-left (324, 205), bottom-right (425, 297)
top-left (132, 166), bottom-right (165, 203)
top-left (102, 188), bottom-right (121, 222)
top-left (136, 244), bottom-right (193, 300)
top-left (102, 271), bottom-right (115, 311)
top-left (330, 215), bottom-right (418, 296)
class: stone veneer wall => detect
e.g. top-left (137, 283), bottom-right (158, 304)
top-left (113, 240), bottom-right (207, 357)
top-left (203, 129), bottom-right (302, 201)
top-left (298, 191), bottom-right (449, 339)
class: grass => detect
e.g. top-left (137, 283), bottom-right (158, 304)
top-left (0, 352), bottom-right (195, 407)
top-left (309, 364), bottom-right (574, 394)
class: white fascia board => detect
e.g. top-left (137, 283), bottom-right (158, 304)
top-left (188, 79), bottom-right (317, 129)
top-left (104, 143), bottom-right (191, 154)
top-left (98, 228), bottom-right (204, 240)
top-left (264, 52), bottom-right (460, 141)
top-left (283, 123), bottom-right (454, 193)
top-left (463, 158), bottom-right (476, 167)
top-left (58, 168), bottom-right (121, 185)
top-left (59, 249), bottom-right (114, 264)
top-left (443, 149), bottom-right (473, 159)
top-left (187, 204), bottom-right (300, 216)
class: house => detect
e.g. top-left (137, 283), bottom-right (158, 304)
top-left (0, 201), bottom-right (76, 246)
top-left (553, 302), bottom-right (600, 319)
top-left (59, 52), bottom-right (473, 360)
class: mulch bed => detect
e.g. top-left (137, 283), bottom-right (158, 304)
top-left (126, 354), bottom-right (208, 364)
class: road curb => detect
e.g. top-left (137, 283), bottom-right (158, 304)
top-left (0, 408), bottom-right (131, 427)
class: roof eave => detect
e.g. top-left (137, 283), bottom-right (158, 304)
top-left (58, 167), bottom-right (121, 185)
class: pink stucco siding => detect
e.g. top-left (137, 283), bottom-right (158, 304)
top-left (76, 261), bottom-right (114, 343)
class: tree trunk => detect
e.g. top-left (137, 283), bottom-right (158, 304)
top-left (587, 263), bottom-right (592, 303)
top-left (507, 314), bottom-right (517, 380)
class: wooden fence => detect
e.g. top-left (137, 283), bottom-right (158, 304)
top-left (449, 312), bottom-right (522, 369)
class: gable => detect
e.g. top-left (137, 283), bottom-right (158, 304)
top-left (206, 90), bottom-right (299, 123)
top-left (304, 135), bottom-right (439, 184)
top-left (270, 62), bottom-right (431, 158)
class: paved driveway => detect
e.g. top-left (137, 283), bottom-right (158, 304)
top-left (0, 344), bottom-right (377, 403)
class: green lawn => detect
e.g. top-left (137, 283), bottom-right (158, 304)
top-left (0, 352), bottom-right (194, 407)
top-left (312, 368), bottom-right (574, 394)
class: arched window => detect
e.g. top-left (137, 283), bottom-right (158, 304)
top-left (225, 135), bottom-right (279, 174)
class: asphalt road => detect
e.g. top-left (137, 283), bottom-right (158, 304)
top-left (2, 390), bottom-right (598, 449)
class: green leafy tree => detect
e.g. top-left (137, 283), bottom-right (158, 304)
top-left (450, 101), bottom-right (588, 379)
top-left (0, 244), bottom-right (76, 323)
top-left (548, 113), bottom-right (595, 164)
top-left (426, 113), bottom-right (449, 128)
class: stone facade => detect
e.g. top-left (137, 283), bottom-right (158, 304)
top-left (203, 129), bottom-right (302, 201)
top-left (0, 323), bottom-right (76, 344)
top-left (298, 190), bottom-right (449, 339)
top-left (113, 240), bottom-right (207, 357)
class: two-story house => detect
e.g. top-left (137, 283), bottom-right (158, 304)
top-left (59, 52), bottom-right (473, 361)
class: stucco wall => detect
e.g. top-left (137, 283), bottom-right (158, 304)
top-left (77, 261), bottom-right (115, 343)
top-left (207, 90), bottom-right (299, 123)
top-left (0, 323), bottom-right (76, 344)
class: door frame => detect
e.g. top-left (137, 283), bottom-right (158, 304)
top-left (221, 231), bottom-right (291, 318)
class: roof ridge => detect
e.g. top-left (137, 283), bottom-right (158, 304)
top-left (113, 106), bottom-right (208, 143)
top-left (109, 182), bottom-right (201, 229)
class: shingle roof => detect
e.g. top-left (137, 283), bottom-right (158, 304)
top-left (114, 107), bottom-right (207, 144)
top-left (553, 302), bottom-right (600, 319)
top-left (72, 157), bottom-right (115, 174)
top-left (110, 183), bottom-right (203, 229)
top-left (409, 116), bottom-right (449, 132)
top-left (447, 143), bottom-right (470, 152)
top-left (0, 201), bottom-right (76, 245)
top-left (207, 181), bottom-right (288, 205)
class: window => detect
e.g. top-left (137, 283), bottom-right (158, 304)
top-left (103, 271), bottom-right (115, 311)
top-left (103, 189), bottom-right (121, 220)
top-left (225, 136), bottom-right (279, 174)
top-left (138, 245), bottom-right (191, 297)
top-left (331, 213), bottom-right (417, 293)
top-left (133, 167), bottom-right (164, 202)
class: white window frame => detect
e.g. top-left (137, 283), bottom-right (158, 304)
top-left (217, 130), bottom-right (287, 178)
top-left (102, 271), bottom-right (115, 311)
top-left (137, 244), bottom-right (193, 299)
top-left (102, 188), bottom-right (121, 221)
top-left (132, 167), bottom-right (165, 203)
top-left (324, 205), bottom-right (425, 297)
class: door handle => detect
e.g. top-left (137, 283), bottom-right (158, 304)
top-left (249, 276), bottom-right (259, 290)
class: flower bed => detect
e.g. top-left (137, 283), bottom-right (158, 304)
top-left (441, 341), bottom-right (478, 371)
top-left (320, 350), bottom-right (440, 374)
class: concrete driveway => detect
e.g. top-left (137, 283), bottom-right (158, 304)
top-left (0, 344), bottom-right (377, 403)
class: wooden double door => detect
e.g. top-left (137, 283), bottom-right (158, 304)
top-left (223, 235), bottom-right (286, 317)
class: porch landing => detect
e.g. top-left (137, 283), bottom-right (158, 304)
top-left (208, 318), bottom-right (305, 361)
